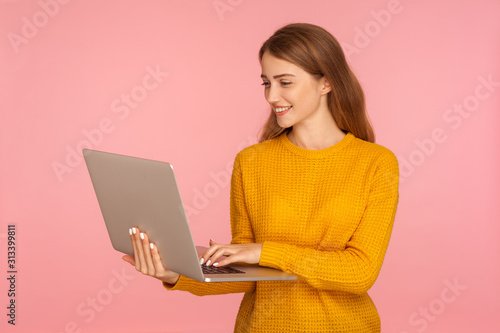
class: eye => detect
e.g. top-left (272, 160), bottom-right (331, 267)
top-left (261, 81), bottom-right (270, 87)
top-left (280, 81), bottom-right (292, 86)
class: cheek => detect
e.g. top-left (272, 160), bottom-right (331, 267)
top-left (280, 90), bottom-right (295, 104)
top-left (298, 93), bottom-right (322, 113)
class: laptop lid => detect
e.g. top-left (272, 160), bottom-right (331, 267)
top-left (83, 149), bottom-right (296, 283)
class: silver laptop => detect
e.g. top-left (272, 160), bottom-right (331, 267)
top-left (83, 149), bottom-right (296, 283)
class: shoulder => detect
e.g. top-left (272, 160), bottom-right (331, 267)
top-left (349, 136), bottom-right (398, 168)
top-left (344, 136), bottom-right (399, 185)
top-left (234, 136), bottom-right (282, 165)
top-left (349, 138), bottom-right (399, 190)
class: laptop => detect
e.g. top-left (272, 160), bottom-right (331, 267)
top-left (83, 149), bottom-right (296, 283)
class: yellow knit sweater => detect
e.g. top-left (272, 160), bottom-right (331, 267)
top-left (165, 132), bottom-right (399, 333)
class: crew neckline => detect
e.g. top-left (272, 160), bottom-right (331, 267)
top-left (279, 132), bottom-right (355, 158)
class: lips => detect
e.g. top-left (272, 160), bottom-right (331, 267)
top-left (274, 106), bottom-right (292, 116)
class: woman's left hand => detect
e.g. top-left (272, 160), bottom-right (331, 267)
top-left (200, 239), bottom-right (263, 267)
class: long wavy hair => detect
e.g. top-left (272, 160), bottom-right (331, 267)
top-left (258, 23), bottom-right (375, 143)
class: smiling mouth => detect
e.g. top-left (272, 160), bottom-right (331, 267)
top-left (274, 106), bottom-right (292, 113)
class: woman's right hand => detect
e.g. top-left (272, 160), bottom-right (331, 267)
top-left (122, 226), bottom-right (180, 286)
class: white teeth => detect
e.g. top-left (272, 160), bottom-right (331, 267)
top-left (275, 106), bottom-right (292, 113)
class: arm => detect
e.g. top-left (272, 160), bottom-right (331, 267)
top-left (163, 274), bottom-right (254, 296)
top-left (259, 152), bottom-right (399, 294)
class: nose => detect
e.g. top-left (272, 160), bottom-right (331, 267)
top-left (265, 84), bottom-right (280, 105)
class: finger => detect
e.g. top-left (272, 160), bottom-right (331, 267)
top-left (204, 239), bottom-right (217, 260)
top-left (150, 243), bottom-right (181, 284)
top-left (133, 227), bottom-right (148, 274)
top-left (149, 243), bottom-right (166, 275)
top-left (201, 242), bottom-right (221, 266)
top-left (208, 247), bottom-right (235, 266)
top-left (214, 253), bottom-right (242, 267)
top-left (130, 227), bottom-right (142, 271)
top-left (140, 231), bottom-right (156, 275)
top-left (122, 254), bottom-right (135, 266)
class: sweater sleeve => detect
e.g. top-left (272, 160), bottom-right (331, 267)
top-left (163, 154), bottom-right (256, 295)
top-left (259, 151), bottom-right (399, 294)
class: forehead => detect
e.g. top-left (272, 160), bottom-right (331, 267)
top-left (260, 52), bottom-right (307, 78)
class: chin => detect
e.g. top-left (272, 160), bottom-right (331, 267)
top-left (276, 118), bottom-right (293, 129)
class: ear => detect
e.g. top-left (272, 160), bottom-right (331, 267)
top-left (320, 77), bottom-right (332, 95)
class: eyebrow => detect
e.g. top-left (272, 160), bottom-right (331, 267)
top-left (260, 73), bottom-right (295, 79)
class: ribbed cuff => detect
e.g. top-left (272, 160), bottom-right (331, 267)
top-left (162, 275), bottom-right (193, 291)
top-left (259, 241), bottom-right (286, 270)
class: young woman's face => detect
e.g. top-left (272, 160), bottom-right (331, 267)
top-left (260, 52), bottom-right (331, 129)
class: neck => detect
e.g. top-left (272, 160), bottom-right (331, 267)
top-left (288, 113), bottom-right (345, 150)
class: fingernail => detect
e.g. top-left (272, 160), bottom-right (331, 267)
top-left (213, 262), bottom-right (219, 267)
top-left (199, 258), bottom-right (204, 265)
top-left (206, 259), bottom-right (211, 266)
top-left (140, 233), bottom-right (144, 240)
top-left (132, 227), bottom-right (137, 234)
top-left (210, 238), bottom-right (215, 242)
top-left (129, 228), bottom-right (132, 235)
top-left (150, 243), bottom-right (154, 250)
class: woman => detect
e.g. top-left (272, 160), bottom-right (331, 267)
top-left (123, 23), bottom-right (399, 332)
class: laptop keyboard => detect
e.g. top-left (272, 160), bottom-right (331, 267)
top-left (202, 265), bottom-right (245, 274)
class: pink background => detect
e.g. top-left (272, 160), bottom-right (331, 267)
top-left (1, 0), bottom-right (499, 332)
